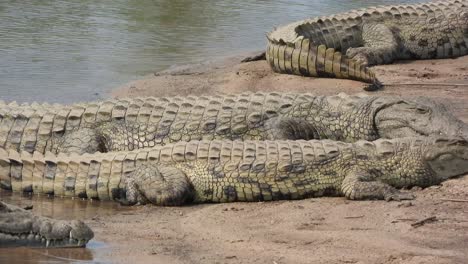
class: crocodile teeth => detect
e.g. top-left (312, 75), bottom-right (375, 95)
top-left (78, 240), bottom-right (85, 247)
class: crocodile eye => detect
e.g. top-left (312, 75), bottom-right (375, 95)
top-left (416, 107), bottom-right (429, 114)
top-left (437, 153), bottom-right (455, 161)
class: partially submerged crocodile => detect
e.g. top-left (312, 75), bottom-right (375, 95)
top-left (0, 201), bottom-right (93, 247)
top-left (262, 0), bottom-right (468, 89)
top-left (1, 93), bottom-right (466, 155)
top-left (0, 137), bottom-right (466, 204)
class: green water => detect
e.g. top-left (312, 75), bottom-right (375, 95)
top-left (0, 0), bottom-right (418, 103)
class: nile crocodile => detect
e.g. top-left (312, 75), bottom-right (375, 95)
top-left (0, 137), bottom-right (466, 204)
top-left (260, 0), bottom-right (468, 89)
top-left (0, 201), bottom-right (93, 247)
top-left (1, 93), bottom-right (466, 155)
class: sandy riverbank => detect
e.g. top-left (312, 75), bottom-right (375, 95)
top-left (112, 53), bottom-right (468, 118)
top-left (3, 54), bottom-right (468, 264)
top-left (109, 54), bottom-right (468, 264)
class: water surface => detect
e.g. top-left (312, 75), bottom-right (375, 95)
top-left (0, 0), bottom-right (421, 103)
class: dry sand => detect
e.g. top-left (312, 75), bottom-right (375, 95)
top-left (111, 54), bottom-right (468, 264)
top-left (112, 53), bottom-right (468, 118)
top-left (4, 54), bottom-right (468, 264)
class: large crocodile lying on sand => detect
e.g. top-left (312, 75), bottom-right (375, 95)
top-left (1, 93), bottom-right (466, 155)
top-left (0, 137), bottom-right (466, 204)
top-left (0, 201), bottom-right (93, 247)
top-left (254, 0), bottom-right (468, 89)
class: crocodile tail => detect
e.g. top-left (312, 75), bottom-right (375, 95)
top-left (266, 39), bottom-right (380, 89)
top-left (0, 148), bottom-right (121, 201)
top-left (0, 148), bottom-right (12, 190)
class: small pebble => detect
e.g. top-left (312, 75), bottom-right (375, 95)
top-left (398, 201), bottom-right (413, 207)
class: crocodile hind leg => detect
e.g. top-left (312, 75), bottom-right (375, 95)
top-left (346, 23), bottom-right (399, 66)
top-left (341, 170), bottom-right (415, 201)
top-left (51, 128), bottom-right (105, 154)
top-left (265, 117), bottom-right (320, 140)
top-left (120, 164), bottom-right (194, 206)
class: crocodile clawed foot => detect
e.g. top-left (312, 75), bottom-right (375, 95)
top-left (384, 191), bottom-right (416, 202)
top-left (116, 198), bottom-right (138, 206)
top-left (346, 47), bottom-right (370, 67)
top-left (111, 187), bottom-right (138, 206)
top-left (363, 79), bottom-right (383, 92)
top-left (354, 56), bottom-right (369, 67)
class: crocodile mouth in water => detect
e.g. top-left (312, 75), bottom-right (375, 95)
top-left (0, 201), bottom-right (93, 248)
top-left (0, 230), bottom-right (91, 248)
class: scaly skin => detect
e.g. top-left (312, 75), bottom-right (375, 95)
top-left (1, 93), bottom-right (467, 155)
top-left (0, 137), bottom-right (467, 204)
top-left (265, 0), bottom-right (468, 89)
top-left (0, 201), bottom-right (93, 247)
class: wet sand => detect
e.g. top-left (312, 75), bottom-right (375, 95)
top-left (2, 55), bottom-right (468, 264)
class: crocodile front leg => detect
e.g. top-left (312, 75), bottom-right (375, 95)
top-left (346, 23), bottom-right (399, 66)
top-left (265, 117), bottom-right (320, 140)
top-left (120, 164), bottom-right (195, 206)
top-left (341, 170), bottom-right (415, 201)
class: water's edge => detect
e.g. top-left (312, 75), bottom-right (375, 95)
top-left (0, 0), bottom-right (419, 104)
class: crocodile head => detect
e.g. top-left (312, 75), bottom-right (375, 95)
top-left (0, 201), bottom-right (93, 248)
top-left (424, 138), bottom-right (468, 180)
top-left (374, 98), bottom-right (468, 140)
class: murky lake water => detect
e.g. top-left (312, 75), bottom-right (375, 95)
top-left (0, 0), bottom-right (420, 103)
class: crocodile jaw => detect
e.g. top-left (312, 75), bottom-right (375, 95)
top-left (0, 232), bottom-right (89, 248)
top-left (374, 99), bottom-right (468, 140)
top-left (425, 138), bottom-right (468, 180)
top-left (0, 202), bottom-right (93, 248)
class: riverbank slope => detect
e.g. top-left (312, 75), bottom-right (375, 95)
top-left (2, 55), bottom-right (468, 264)
top-left (109, 54), bottom-right (468, 264)
top-left (113, 53), bottom-right (468, 119)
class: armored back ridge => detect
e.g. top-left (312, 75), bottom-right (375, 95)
top-left (1, 93), bottom-right (467, 155)
top-left (266, 0), bottom-right (468, 89)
